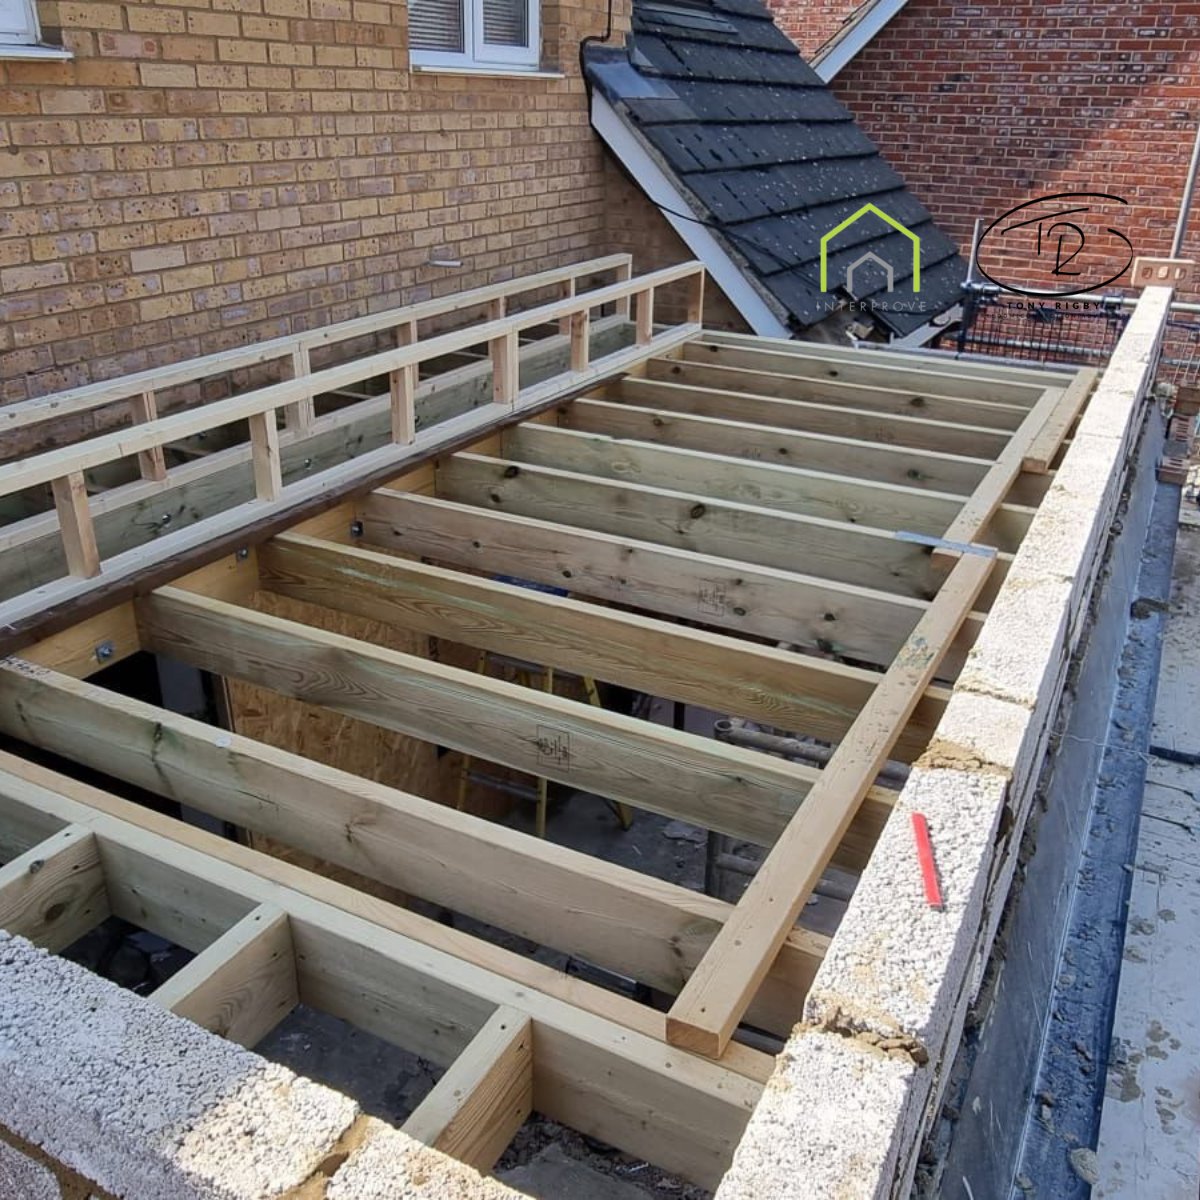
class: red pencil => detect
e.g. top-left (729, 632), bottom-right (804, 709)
top-left (911, 812), bottom-right (944, 910)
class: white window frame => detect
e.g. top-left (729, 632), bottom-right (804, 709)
top-left (0, 0), bottom-right (41, 45)
top-left (410, 0), bottom-right (541, 71)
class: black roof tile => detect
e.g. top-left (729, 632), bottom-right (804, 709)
top-left (584, 0), bottom-right (966, 336)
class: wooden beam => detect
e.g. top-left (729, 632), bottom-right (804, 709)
top-left (665, 551), bottom-right (995, 1059)
top-left (0, 743), bottom-right (774, 1087)
top-left (679, 339), bottom-right (1048, 406)
top-left (0, 658), bottom-right (831, 1037)
top-left (502, 422), bottom-right (1014, 547)
top-left (635, 287), bottom-right (654, 345)
top-left (0, 254), bottom-right (635, 438)
top-left (0, 823), bottom-right (109, 952)
top-left (1021, 367), bottom-right (1099, 473)
top-left (403, 1006), bottom-right (532, 1171)
top-left (150, 902), bottom-right (298, 1048)
top-left (129, 391), bottom-right (167, 482)
top-left (363, 489), bottom-right (984, 675)
top-left (437, 451), bottom-right (940, 599)
top-left (0, 323), bottom-right (701, 648)
top-left (247, 410), bottom-right (283, 502)
top-left (933, 378), bottom-right (1090, 568)
top-left (560, 396), bottom-right (1003, 496)
top-left (0, 319), bottom-right (635, 608)
top-left (51, 471), bottom-right (101, 578)
top-left (695, 329), bottom-right (1068, 391)
top-left (650, 357), bottom-right (1029, 431)
top-left (134, 587), bottom-right (841, 847)
top-left (0, 752), bottom-right (761, 1189)
top-left (258, 533), bottom-right (948, 760)
top-left (612, 377), bottom-right (1013, 459)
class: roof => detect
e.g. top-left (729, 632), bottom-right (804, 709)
top-left (810, 0), bottom-right (911, 81)
top-left (584, 0), bottom-right (964, 337)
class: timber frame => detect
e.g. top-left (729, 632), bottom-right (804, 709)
top-left (0, 257), bottom-right (1106, 1192)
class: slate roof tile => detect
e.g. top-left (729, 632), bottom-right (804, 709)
top-left (584, 0), bottom-right (966, 335)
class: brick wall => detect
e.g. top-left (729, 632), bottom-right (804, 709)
top-left (0, 0), bottom-right (629, 404)
top-left (603, 157), bottom-right (752, 332)
top-left (802, 0), bottom-right (1200, 299)
top-left (771, 0), bottom-right (855, 59)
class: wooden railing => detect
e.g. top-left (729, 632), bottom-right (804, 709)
top-left (0, 261), bottom-right (705, 584)
top-left (0, 254), bottom-right (636, 449)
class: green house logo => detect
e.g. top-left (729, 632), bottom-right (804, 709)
top-left (820, 203), bottom-right (921, 293)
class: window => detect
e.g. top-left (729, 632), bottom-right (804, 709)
top-left (409, 0), bottom-right (540, 70)
top-left (0, 0), bottom-right (39, 45)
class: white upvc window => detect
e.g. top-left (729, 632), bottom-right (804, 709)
top-left (0, 0), bottom-right (40, 44)
top-left (409, 0), bottom-right (540, 70)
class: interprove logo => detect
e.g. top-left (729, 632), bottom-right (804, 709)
top-left (820, 203), bottom-right (922, 294)
top-left (975, 192), bottom-right (1134, 297)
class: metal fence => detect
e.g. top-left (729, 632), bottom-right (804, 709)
top-left (935, 285), bottom-right (1200, 390)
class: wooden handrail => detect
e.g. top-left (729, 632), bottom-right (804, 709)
top-left (0, 254), bottom-right (634, 437)
top-left (0, 260), bottom-right (705, 582)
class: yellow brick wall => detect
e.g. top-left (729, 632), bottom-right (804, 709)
top-left (0, 0), bottom-right (631, 403)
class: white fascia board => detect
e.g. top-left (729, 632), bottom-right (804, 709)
top-left (814, 0), bottom-right (910, 82)
top-left (591, 91), bottom-right (792, 340)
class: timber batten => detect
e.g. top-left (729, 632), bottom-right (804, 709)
top-left (0, 257), bottom-right (1111, 1193)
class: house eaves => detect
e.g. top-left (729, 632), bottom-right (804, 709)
top-left (811, 0), bottom-right (910, 81)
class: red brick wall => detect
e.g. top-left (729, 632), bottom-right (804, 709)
top-left (773, 0), bottom-right (856, 59)
top-left (817, 0), bottom-right (1200, 298)
top-left (0, 0), bottom-right (629, 404)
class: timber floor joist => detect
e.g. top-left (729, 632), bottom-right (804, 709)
top-left (0, 260), bottom-right (1096, 1188)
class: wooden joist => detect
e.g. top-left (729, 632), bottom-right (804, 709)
top-left (503, 422), bottom-right (1030, 552)
top-left (362, 489), bottom-right (984, 674)
top-left (133, 586), bottom-right (895, 850)
top-left (150, 902), bottom-right (298, 1048)
top-left (677, 339), bottom-right (1049, 407)
top-left (0, 751), bottom-right (761, 1188)
top-left (402, 1006), bottom-right (533, 1173)
top-left (611, 377), bottom-right (1013, 458)
top-left (560, 396), bottom-right (1002, 495)
top-left (648, 357), bottom-right (1029, 430)
top-left (0, 659), bottom-right (832, 1038)
top-left (437, 453), bottom-right (939, 599)
top-left (0, 823), bottom-right (109, 953)
top-left (259, 533), bottom-right (948, 760)
top-left (665, 550), bottom-right (995, 1059)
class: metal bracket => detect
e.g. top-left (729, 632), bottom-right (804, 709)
top-left (893, 530), bottom-right (998, 558)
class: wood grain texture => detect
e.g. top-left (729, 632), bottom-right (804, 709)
top-left (0, 824), bottom-right (109, 952)
top-left (403, 1006), bottom-right (532, 1171)
top-left (259, 533), bottom-right (949, 761)
top-left (665, 551), bottom-right (995, 1058)
top-left (612, 377), bottom-right (1012, 458)
top-left (150, 902), bottom-right (298, 1048)
top-left (363, 489), bottom-right (984, 675)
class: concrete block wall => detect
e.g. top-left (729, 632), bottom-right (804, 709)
top-left (0, 0), bottom-right (629, 408)
top-left (0, 929), bottom-right (523, 1200)
top-left (716, 286), bottom-right (1173, 1199)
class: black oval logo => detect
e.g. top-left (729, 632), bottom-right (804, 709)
top-left (976, 192), bottom-right (1134, 297)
